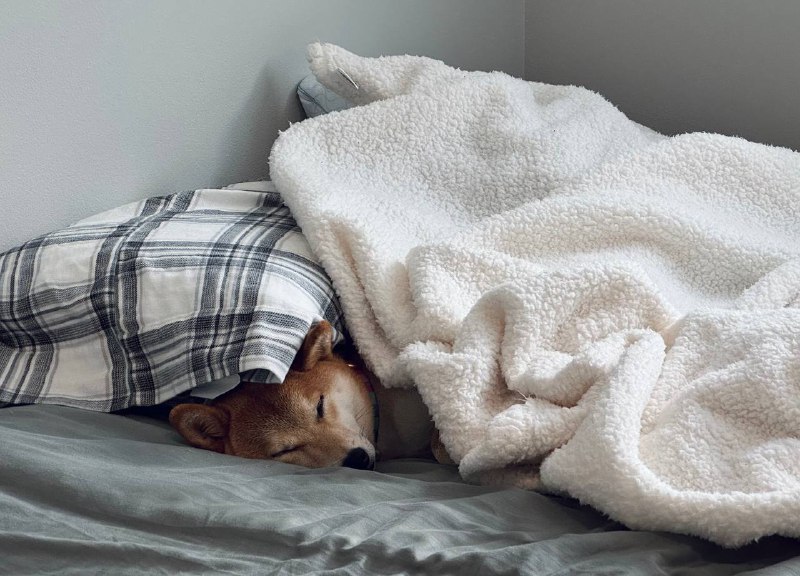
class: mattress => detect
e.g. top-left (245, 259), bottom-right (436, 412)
top-left (2, 404), bottom-right (799, 575)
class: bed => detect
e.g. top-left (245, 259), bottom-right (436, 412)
top-left (3, 404), bottom-right (800, 574)
top-left (3, 6), bottom-right (800, 574)
top-left (2, 184), bottom-right (799, 574)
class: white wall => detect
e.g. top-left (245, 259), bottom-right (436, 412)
top-left (9, 1), bottom-right (795, 253)
top-left (0, 0), bottom-right (524, 251)
top-left (524, 0), bottom-right (800, 151)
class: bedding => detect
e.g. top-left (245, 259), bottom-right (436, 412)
top-left (3, 44), bottom-right (799, 573)
top-left (2, 403), bottom-right (800, 575)
top-left (0, 185), bottom-right (342, 410)
top-left (270, 43), bottom-right (800, 546)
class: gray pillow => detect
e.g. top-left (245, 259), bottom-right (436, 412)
top-left (297, 74), bottom-right (352, 118)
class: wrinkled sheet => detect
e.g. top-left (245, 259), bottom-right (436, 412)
top-left (1, 405), bottom-right (799, 575)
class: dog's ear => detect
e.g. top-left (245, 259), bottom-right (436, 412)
top-left (169, 404), bottom-right (230, 453)
top-left (292, 321), bottom-right (334, 371)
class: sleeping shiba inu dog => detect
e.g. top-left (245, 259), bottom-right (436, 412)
top-left (169, 321), bottom-right (452, 469)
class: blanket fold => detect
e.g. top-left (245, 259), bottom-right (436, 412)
top-left (270, 43), bottom-right (800, 546)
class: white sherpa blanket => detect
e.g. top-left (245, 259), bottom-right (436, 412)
top-left (270, 43), bottom-right (800, 546)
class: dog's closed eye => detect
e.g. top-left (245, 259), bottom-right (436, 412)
top-left (316, 395), bottom-right (325, 419)
top-left (271, 446), bottom-right (300, 458)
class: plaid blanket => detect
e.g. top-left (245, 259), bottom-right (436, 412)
top-left (0, 186), bottom-right (343, 411)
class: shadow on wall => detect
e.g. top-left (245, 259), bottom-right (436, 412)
top-left (524, 0), bottom-right (800, 152)
top-left (218, 65), bottom-right (305, 184)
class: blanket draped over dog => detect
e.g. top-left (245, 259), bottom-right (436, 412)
top-left (270, 43), bottom-right (800, 546)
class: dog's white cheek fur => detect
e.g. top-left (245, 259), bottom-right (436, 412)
top-left (329, 372), bottom-right (376, 461)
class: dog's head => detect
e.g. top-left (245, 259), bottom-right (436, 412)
top-left (169, 321), bottom-right (376, 469)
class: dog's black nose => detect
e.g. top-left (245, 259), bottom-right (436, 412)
top-left (342, 448), bottom-right (373, 470)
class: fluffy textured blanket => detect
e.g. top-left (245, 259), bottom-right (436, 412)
top-left (270, 44), bottom-right (800, 546)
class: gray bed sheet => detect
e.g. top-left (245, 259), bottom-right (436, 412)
top-left (1, 405), bottom-right (799, 575)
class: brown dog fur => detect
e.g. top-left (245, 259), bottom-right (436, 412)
top-left (170, 321), bottom-right (452, 469)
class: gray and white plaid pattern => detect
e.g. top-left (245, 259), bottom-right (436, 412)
top-left (0, 188), bottom-right (343, 411)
